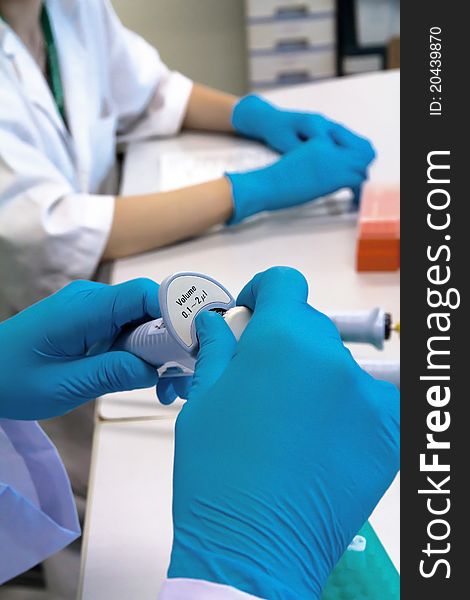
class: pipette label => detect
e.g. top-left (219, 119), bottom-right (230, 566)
top-left (160, 273), bottom-right (235, 351)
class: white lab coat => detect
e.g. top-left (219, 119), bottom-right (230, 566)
top-left (0, 0), bottom-right (193, 319)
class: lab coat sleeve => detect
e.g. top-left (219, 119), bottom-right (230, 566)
top-left (98, 0), bottom-right (193, 140)
top-left (0, 419), bottom-right (80, 584)
top-left (159, 579), bottom-right (263, 599)
top-left (0, 126), bottom-right (114, 316)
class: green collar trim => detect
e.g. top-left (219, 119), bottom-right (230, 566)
top-left (41, 5), bottom-right (66, 122)
top-left (0, 6), bottom-right (66, 123)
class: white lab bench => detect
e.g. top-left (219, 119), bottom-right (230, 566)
top-left (79, 71), bottom-right (400, 599)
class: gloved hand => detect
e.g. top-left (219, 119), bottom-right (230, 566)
top-left (227, 128), bottom-right (375, 224)
top-left (158, 376), bottom-right (193, 406)
top-left (0, 278), bottom-right (177, 420)
top-left (168, 267), bottom-right (400, 599)
top-left (232, 94), bottom-right (372, 155)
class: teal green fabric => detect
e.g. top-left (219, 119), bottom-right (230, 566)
top-left (322, 521), bottom-right (399, 600)
top-left (41, 6), bottom-right (66, 122)
top-left (168, 267), bottom-right (400, 599)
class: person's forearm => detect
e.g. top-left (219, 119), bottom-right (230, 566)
top-left (102, 178), bottom-right (233, 260)
top-left (183, 83), bottom-right (238, 133)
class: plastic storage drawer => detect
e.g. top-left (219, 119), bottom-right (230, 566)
top-left (248, 15), bottom-right (335, 52)
top-left (246, 0), bottom-right (335, 20)
top-left (249, 49), bottom-right (336, 87)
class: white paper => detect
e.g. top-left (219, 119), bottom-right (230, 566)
top-left (156, 146), bottom-right (278, 191)
top-left (156, 147), bottom-right (354, 218)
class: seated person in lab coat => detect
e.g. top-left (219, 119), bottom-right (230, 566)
top-left (0, 0), bottom-right (375, 318)
top-left (0, 268), bottom-right (399, 597)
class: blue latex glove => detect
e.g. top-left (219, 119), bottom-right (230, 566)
top-left (232, 94), bottom-right (370, 154)
top-left (0, 278), bottom-right (176, 420)
top-left (227, 128), bottom-right (375, 224)
top-left (168, 267), bottom-right (400, 599)
top-left (158, 377), bottom-right (193, 406)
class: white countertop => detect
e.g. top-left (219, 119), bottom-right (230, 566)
top-left (80, 71), bottom-right (400, 599)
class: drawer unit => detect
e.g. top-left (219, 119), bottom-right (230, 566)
top-left (246, 0), bottom-right (335, 20)
top-left (245, 0), bottom-right (338, 90)
top-left (249, 49), bottom-right (336, 87)
top-left (248, 14), bottom-right (335, 52)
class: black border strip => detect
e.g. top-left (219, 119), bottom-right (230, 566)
top-left (401, 2), bottom-right (466, 597)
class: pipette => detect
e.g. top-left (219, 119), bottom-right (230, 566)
top-left (114, 272), bottom-right (399, 386)
top-left (114, 273), bottom-right (235, 376)
top-left (329, 307), bottom-right (392, 350)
